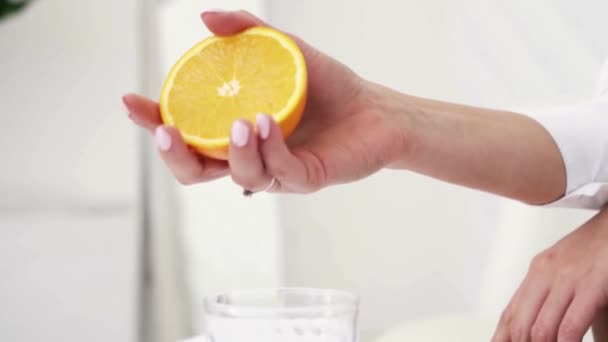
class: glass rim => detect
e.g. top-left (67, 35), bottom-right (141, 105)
top-left (202, 287), bottom-right (360, 318)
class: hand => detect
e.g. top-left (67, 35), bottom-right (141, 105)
top-left (594, 309), bottom-right (608, 342)
top-left (492, 208), bottom-right (608, 342)
top-left (124, 10), bottom-right (404, 193)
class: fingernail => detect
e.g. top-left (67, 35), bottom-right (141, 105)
top-left (203, 8), bottom-right (226, 15)
top-left (155, 126), bottom-right (172, 152)
top-left (121, 95), bottom-right (130, 114)
top-left (256, 114), bottom-right (271, 140)
top-left (231, 120), bottom-right (249, 147)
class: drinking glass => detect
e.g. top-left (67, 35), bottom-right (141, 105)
top-left (182, 287), bottom-right (359, 342)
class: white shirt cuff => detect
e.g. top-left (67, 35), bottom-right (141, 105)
top-left (525, 99), bottom-right (608, 209)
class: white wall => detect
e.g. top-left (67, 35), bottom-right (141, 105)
top-left (268, 0), bottom-right (606, 340)
top-left (0, 213), bottom-right (138, 342)
top-left (0, 1), bottom-right (141, 341)
top-left (0, 1), bottom-right (140, 206)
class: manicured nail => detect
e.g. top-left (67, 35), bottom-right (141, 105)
top-left (121, 95), bottom-right (130, 114)
top-left (203, 8), bottom-right (227, 15)
top-left (155, 126), bottom-right (172, 152)
top-left (256, 114), bottom-right (271, 140)
top-left (231, 120), bottom-right (249, 147)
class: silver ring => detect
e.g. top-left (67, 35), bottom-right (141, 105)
top-left (243, 177), bottom-right (276, 197)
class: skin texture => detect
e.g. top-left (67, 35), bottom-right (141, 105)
top-left (367, 82), bottom-right (566, 205)
top-left (124, 9), bottom-right (607, 341)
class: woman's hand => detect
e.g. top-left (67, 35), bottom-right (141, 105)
top-left (594, 309), bottom-right (608, 342)
top-left (124, 10), bottom-right (404, 193)
top-left (126, 10), bottom-right (565, 203)
top-left (492, 208), bottom-right (608, 341)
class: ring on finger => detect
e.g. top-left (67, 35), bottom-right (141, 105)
top-left (243, 177), bottom-right (276, 197)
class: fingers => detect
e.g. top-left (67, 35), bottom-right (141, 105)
top-left (124, 93), bottom-right (229, 184)
top-left (228, 113), bottom-right (328, 194)
top-left (124, 97), bottom-right (311, 191)
top-left (200, 9), bottom-right (267, 36)
top-left (123, 93), bottom-right (163, 133)
top-left (509, 276), bottom-right (550, 341)
top-left (558, 286), bottom-right (603, 342)
top-left (531, 283), bottom-right (574, 341)
top-left (257, 114), bottom-right (326, 193)
top-left (126, 11), bottom-right (324, 192)
top-left (494, 275), bottom-right (603, 342)
top-left (199, 9), bottom-right (316, 62)
top-left (227, 114), bottom-right (319, 194)
top-left (228, 119), bottom-right (272, 192)
top-left (491, 324), bottom-right (510, 342)
top-left (493, 282), bottom-right (526, 342)
top-left (592, 306), bottom-right (608, 342)
top-left (155, 126), bottom-right (228, 184)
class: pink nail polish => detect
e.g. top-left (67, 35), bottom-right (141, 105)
top-left (231, 121), bottom-right (249, 147)
top-left (121, 95), bottom-right (130, 114)
top-left (155, 126), bottom-right (172, 152)
top-left (256, 114), bottom-right (271, 140)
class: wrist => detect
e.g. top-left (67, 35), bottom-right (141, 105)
top-left (362, 78), bottom-right (568, 203)
top-left (362, 80), bottom-right (419, 169)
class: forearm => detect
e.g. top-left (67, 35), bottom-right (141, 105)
top-left (370, 82), bottom-right (566, 204)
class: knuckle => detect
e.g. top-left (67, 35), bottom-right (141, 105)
top-left (529, 250), bottom-right (555, 272)
top-left (555, 268), bottom-right (576, 284)
top-left (531, 320), bottom-right (552, 342)
top-left (176, 176), bottom-right (194, 186)
top-left (498, 309), bottom-right (513, 326)
top-left (266, 161), bottom-right (289, 180)
top-left (176, 168), bottom-right (204, 186)
top-left (558, 319), bottom-right (583, 340)
top-left (293, 149), bottom-right (328, 190)
top-left (579, 264), bottom-right (598, 282)
top-left (509, 324), bottom-right (528, 342)
top-left (575, 275), bottom-right (599, 295)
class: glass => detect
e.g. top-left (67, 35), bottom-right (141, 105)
top-left (183, 288), bottom-right (359, 342)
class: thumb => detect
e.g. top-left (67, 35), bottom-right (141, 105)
top-left (200, 9), bottom-right (320, 71)
top-left (200, 10), bottom-right (267, 36)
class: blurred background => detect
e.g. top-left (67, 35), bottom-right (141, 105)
top-left (0, 0), bottom-right (606, 341)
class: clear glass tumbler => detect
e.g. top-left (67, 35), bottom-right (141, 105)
top-left (182, 287), bottom-right (359, 342)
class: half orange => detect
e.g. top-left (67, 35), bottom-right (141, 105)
top-left (159, 26), bottom-right (308, 160)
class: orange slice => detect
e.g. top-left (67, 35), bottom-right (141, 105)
top-left (159, 26), bottom-right (308, 160)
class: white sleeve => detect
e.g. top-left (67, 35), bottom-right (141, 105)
top-left (528, 99), bottom-right (608, 209)
top-left (522, 60), bottom-right (608, 209)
